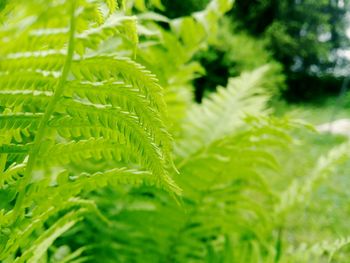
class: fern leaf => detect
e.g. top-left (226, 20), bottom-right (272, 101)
top-left (0, 113), bottom-right (42, 131)
top-left (55, 168), bottom-right (169, 192)
top-left (76, 15), bottom-right (138, 55)
top-left (0, 163), bottom-right (26, 187)
top-left (0, 0), bottom-right (177, 200)
top-left (71, 56), bottom-right (166, 113)
top-left (0, 0), bottom-right (179, 260)
top-left (0, 72), bottom-right (59, 92)
top-left (276, 141), bottom-right (350, 214)
top-left (40, 138), bottom-right (126, 165)
top-left (14, 210), bottom-right (83, 263)
top-left (0, 144), bottom-right (31, 154)
top-left (175, 66), bottom-right (271, 158)
top-left (0, 90), bottom-right (51, 110)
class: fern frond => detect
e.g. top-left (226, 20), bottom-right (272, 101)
top-left (50, 116), bottom-right (122, 139)
top-left (0, 90), bottom-right (51, 110)
top-left (77, 117), bottom-right (294, 263)
top-left (63, 80), bottom-right (170, 148)
top-left (40, 138), bottom-right (126, 166)
top-left (0, 144), bottom-right (31, 154)
top-left (75, 15), bottom-right (138, 55)
top-left (14, 210), bottom-right (83, 263)
top-left (71, 56), bottom-right (166, 113)
top-left (276, 141), bottom-right (350, 214)
top-left (54, 168), bottom-right (167, 193)
top-left (0, 72), bottom-right (59, 91)
top-left (175, 66), bottom-right (271, 158)
top-left (284, 236), bottom-right (350, 263)
top-left (59, 99), bottom-right (171, 168)
top-left (0, 113), bottom-right (42, 131)
top-left (0, 167), bottom-right (165, 251)
top-left (0, 0), bottom-right (121, 54)
top-left (0, 163), bottom-right (26, 187)
top-left (1, 200), bottom-right (81, 260)
top-left (0, 112), bottom-right (38, 143)
top-left (0, 0), bottom-right (179, 260)
top-left (1, 51), bottom-right (67, 72)
top-left (0, 0), bottom-right (177, 197)
top-left (193, 0), bottom-right (234, 39)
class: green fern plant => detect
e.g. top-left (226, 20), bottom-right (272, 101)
top-left (68, 66), bottom-right (350, 262)
top-left (2, 1), bottom-right (350, 262)
top-left (58, 67), bottom-right (294, 262)
top-left (0, 0), bottom-right (179, 261)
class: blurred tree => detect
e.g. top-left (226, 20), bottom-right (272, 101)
top-left (160, 0), bottom-right (208, 18)
top-left (231, 0), bottom-right (350, 101)
top-left (159, 0), bottom-right (350, 102)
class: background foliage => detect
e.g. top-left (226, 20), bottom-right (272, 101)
top-left (172, 0), bottom-right (350, 102)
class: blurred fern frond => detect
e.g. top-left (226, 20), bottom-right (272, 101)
top-left (276, 141), bottom-right (350, 215)
top-left (175, 66), bottom-right (271, 158)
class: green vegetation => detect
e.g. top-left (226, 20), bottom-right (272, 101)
top-left (188, 0), bottom-right (350, 102)
top-left (0, 0), bottom-right (350, 262)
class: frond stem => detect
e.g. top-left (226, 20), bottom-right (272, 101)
top-left (13, 0), bottom-right (77, 219)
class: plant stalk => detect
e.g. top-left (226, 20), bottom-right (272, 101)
top-left (13, 0), bottom-right (77, 219)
